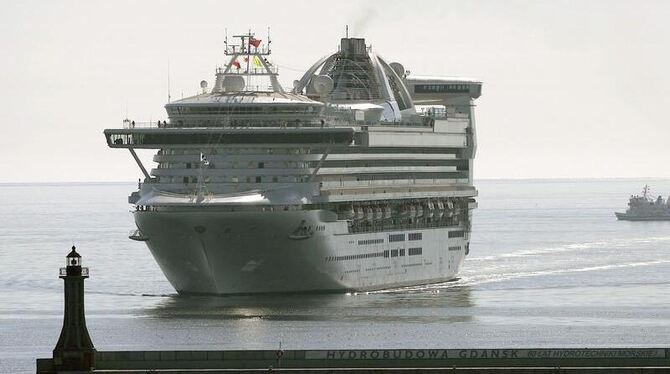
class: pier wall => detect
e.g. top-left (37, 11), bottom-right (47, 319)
top-left (37, 348), bottom-right (670, 373)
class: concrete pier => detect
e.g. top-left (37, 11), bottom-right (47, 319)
top-left (36, 249), bottom-right (670, 373)
top-left (37, 347), bottom-right (670, 373)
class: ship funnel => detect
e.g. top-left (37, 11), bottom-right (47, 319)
top-left (340, 38), bottom-right (367, 57)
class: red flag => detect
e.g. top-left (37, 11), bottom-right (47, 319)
top-left (232, 60), bottom-right (241, 69)
top-left (249, 37), bottom-right (261, 48)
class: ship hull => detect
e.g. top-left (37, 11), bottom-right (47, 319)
top-left (615, 212), bottom-right (670, 221)
top-left (134, 209), bottom-right (468, 295)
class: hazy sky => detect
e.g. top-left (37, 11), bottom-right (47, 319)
top-left (1, 0), bottom-right (668, 182)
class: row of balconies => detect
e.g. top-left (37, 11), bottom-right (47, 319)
top-left (152, 152), bottom-right (462, 163)
top-left (151, 166), bottom-right (464, 178)
top-left (148, 178), bottom-right (474, 197)
top-left (155, 159), bottom-right (468, 170)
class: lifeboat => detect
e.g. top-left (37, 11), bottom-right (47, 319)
top-left (383, 205), bottom-right (393, 219)
top-left (365, 206), bottom-right (374, 221)
top-left (344, 205), bottom-right (355, 219)
top-left (355, 206), bottom-right (365, 220)
top-left (416, 204), bottom-right (424, 218)
top-left (408, 205), bottom-right (417, 218)
top-left (374, 206), bottom-right (383, 220)
top-left (436, 200), bottom-right (445, 218)
top-left (446, 198), bottom-right (455, 217)
top-left (425, 200), bottom-right (435, 219)
top-left (400, 204), bottom-right (410, 217)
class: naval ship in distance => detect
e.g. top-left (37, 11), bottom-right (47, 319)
top-left (104, 31), bottom-right (483, 295)
top-left (616, 185), bottom-right (670, 221)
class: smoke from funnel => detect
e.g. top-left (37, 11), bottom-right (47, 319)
top-left (350, 7), bottom-right (376, 37)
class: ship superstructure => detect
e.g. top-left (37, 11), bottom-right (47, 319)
top-left (616, 185), bottom-right (670, 221)
top-left (105, 31), bottom-right (483, 294)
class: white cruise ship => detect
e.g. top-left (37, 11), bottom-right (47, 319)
top-left (105, 31), bottom-right (482, 295)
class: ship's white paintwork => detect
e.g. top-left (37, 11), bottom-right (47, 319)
top-left (106, 33), bottom-right (482, 295)
top-left (135, 209), bottom-right (468, 294)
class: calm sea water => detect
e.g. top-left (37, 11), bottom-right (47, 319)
top-left (1, 179), bottom-right (669, 373)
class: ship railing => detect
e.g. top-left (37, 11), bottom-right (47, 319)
top-left (59, 267), bottom-right (89, 277)
top-left (417, 111), bottom-right (470, 120)
top-left (415, 104), bottom-right (471, 119)
top-left (222, 67), bottom-right (279, 75)
top-left (224, 45), bottom-right (271, 56)
top-left (117, 117), bottom-right (462, 130)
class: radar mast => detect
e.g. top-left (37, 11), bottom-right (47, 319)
top-left (214, 29), bottom-right (283, 93)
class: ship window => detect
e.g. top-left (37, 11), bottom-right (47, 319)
top-left (408, 247), bottom-right (422, 256)
top-left (186, 163), bottom-right (191, 169)
top-left (258, 162), bottom-right (264, 169)
top-left (400, 249), bottom-right (406, 256)
top-left (272, 176), bottom-right (278, 183)
top-left (232, 177), bottom-right (239, 183)
top-left (358, 238), bottom-right (384, 245)
top-left (384, 250), bottom-right (390, 258)
top-left (449, 246), bottom-right (461, 251)
top-left (448, 231), bottom-right (465, 238)
top-left (408, 233), bottom-right (422, 241)
top-left (183, 177), bottom-right (189, 184)
top-left (255, 176), bottom-right (262, 183)
top-left (391, 249), bottom-right (399, 257)
top-left (389, 234), bottom-right (405, 242)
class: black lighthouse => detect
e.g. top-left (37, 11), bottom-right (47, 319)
top-left (52, 246), bottom-right (96, 371)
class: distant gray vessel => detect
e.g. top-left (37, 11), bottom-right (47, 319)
top-left (615, 185), bottom-right (670, 221)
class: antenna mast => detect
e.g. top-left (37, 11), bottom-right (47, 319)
top-left (167, 59), bottom-right (171, 103)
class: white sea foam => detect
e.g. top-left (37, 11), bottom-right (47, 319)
top-left (459, 260), bottom-right (670, 287)
top-left (467, 237), bottom-right (670, 262)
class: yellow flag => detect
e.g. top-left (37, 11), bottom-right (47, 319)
top-left (253, 56), bottom-right (263, 68)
